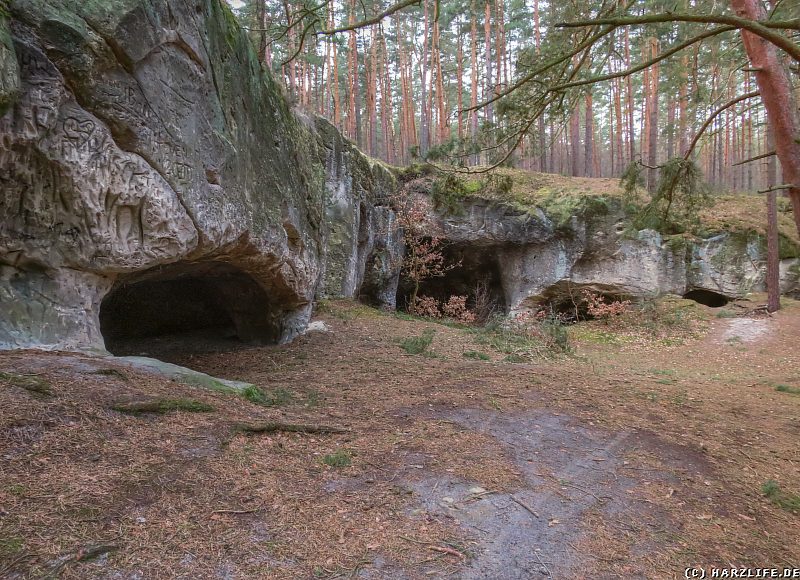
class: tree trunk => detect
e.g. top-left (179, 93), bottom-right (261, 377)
top-left (666, 97), bottom-right (675, 160)
top-left (484, 1), bottom-right (493, 129)
top-left (368, 28), bottom-right (378, 156)
top-left (731, 0), bottom-right (800, 235)
top-left (570, 105), bottom-right (581, 177)
top-left (678, 54), bottom-right (688, 155)
top-left (470, 5), bottom-right (479, 165)
top-left (584, 91), bottom-right (595, 177)
top-left (767, 190), bottom-right (780, 312)
top-left (613, 76), bottom-right (624, 175)
top-left (420, 0), bottom-right (430, 157)
top-left (646, 37), bottom-right (660, 192)
top-left (534, 0), bottom-right (546, 172)
top-left (256, 0), bottom-right (268, 66)
top-left (457, 18), bottom-right (464, 140)
top-left (624, 29), bottom-right (635, 164)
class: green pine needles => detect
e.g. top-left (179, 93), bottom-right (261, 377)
top-left (622, 158), bottom-right (711, 235)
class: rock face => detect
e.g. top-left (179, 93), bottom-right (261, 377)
top-left (0, 0), bottom-right (400, 351)
top-left (1, 0), bottom-right (796, 353)
top-left (425, 197), bottom-right (800, 312)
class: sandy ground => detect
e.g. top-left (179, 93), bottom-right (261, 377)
top-left (1, 297), bottom-right (799, 579)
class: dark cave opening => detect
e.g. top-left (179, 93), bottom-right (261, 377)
top-left (398, 244), bottom-right (507, 316)
top-left (683, 289), bottom-right (730, 308)
top-left (100, 261), bottom-right (277, 356)
top-left (528, 283), bottom-right (633, 324)
top-left (544, 294), bottom-right (626, 324)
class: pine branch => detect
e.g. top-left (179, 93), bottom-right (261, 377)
top-left (732, 150), bottom-right (776, 166)
top-left (683, 90), bottom-right (760, 160)
top-left (550, 26), bottom-right (736, 91)
top-left (557, 14), bottom-right (800, 61)
top-left (317, 0), bottom-right (422, 35)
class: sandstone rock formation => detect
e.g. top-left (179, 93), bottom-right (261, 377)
top-left (1, 0), bottom-right (796, 354)
top-left (421, 196), bottom-right (800, 313)
top-left (0, 0), bottom-right (400, 351)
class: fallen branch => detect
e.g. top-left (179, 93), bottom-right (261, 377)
top-left (211, 503), bottom-right (264, 515)
top-left (235, 421), bottom-right (349, 435)
top-left (428, 545), bottom-right (467, 559)
top-left (560, 481), bottom-right (610, 503)
top-left (510, 495), bottom-right (541, 518)
top-left (46, 543), bottom-right (118, 576)
top-left (399, 536), bottom-right (467, 559)
top-left (533, 548), bottom-right (553, 578)
top-left (464, 489), bottom-right (499, 502)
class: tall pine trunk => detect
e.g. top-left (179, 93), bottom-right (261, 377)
top-left (584, 91), bottom-right (595, 177)
top-left (646, 37), bottom-right (660, 192)
top-left (730, 0), bottom-right (800, 235)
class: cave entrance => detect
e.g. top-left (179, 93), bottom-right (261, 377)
top-left (399, 243), bottom-right (506, 319)
top-left (525, 283), bottom-right (633, 324)
top-left (683, 289), bottom-right (729, 308)
top-left (100, 261), bottom-right (277, 357)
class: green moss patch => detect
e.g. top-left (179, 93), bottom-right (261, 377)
top-left (111, 398), bottom-right (214, 415)
top-left (0, 371), bottom-right (52, 396)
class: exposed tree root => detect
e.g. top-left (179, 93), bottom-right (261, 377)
top-left (234, 421), bottom-right (349, 435)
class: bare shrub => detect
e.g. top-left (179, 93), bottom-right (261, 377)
top-left (442, 295), bottom-right (476, 324)
top-left (410, 295), bottom-right (441, 318)
top-left (472, 278), bottom-right (497, 324)
top-left (581, 290), bottom-right (630, 322)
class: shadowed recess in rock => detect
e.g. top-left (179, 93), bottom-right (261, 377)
top-left (683, 289), bottom-right (730, 308)
top-left (100, 261), bottom-right (277, 355)
top-left (399, 243), bottom-right (507, 312)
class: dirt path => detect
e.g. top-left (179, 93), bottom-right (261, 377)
top-left (1, 299), bottom-right (798, 578)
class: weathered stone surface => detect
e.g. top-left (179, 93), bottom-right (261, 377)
top-left (425, 198), bottom-right (800, 312)
top-left (313, 116), bottom-right (402, 308)
top-left (0, 6), bottom-right (19, 116)
top-left (0, 0), bottom-right (399, 351)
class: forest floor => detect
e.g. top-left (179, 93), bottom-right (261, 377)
top-left (1, 296), bottom-right (799, 579)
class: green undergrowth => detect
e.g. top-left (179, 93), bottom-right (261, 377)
top-left (568, 296), bottom-right (708, 347)
top-left (316, 299), bottom-right (384, 321)
top-left (0, 535), bottom-right (23, 559)
top-left (398, 329), bottom-right (435, 355)
top-left (775, 384), bottom-right (800, 395)
top-left (424, 166), bottom-right (617, 229)
top-left (469, 316), bottom-right (570, 361)
top-left (762, 480), bottom-right (800, 512)
top-left (242, 385), bottom-right (294, 407)
top-left (463, 350), bottom-right (491, 361)
top-left (401, 164), bottom-right (800, 251)
top-left (322, 449), bottom-right (352, 468)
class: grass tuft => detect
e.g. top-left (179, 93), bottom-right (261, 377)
top-left (0, 536), bottom-right (23, 558)
top-left (398, 329), bottom-right (435, 355)
top-left (322, 450), bottom-right (352, 468)
top-left (762, 480), bottom-right (800, 512)
top-left (463, 350), bottom-right (490, 361)
top-left (242, 385), bottom-right (294, 406)
top-left (469, 316), bottom-right (570, 361)
top-left (715, 309), bottom-right (738, 319)
top-left (775, 384), bottom-right (800, 395)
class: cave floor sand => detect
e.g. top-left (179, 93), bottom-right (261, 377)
top-left (1, 297), bottom-right (799, 578)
